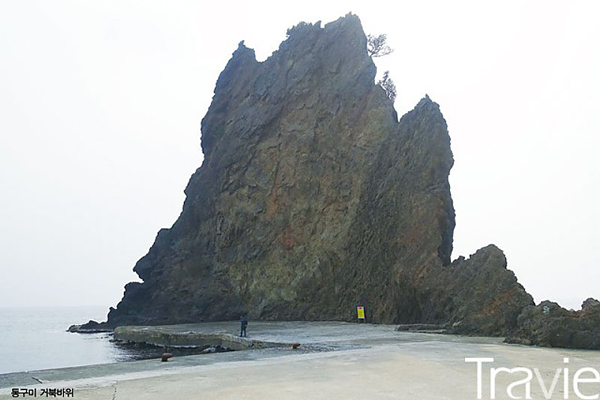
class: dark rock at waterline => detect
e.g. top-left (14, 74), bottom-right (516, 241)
top-left (67, 320), bottom-right (112, 333)
top-left (506, 298), bottom-right (600, 349)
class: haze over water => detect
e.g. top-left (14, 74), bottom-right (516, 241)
top-left (0, 306), bottom-right (124, 374)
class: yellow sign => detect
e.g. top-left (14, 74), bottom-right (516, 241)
top-left (357, 306), bottom-right (365, 320)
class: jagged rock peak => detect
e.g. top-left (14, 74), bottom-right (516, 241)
top-left (201, 14), bottom-right (381, 159)
top-left (95, 14), bottom-right (532, 339)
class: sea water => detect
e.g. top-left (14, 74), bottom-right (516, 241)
top-left (0, 306), bottom-right (146, 374)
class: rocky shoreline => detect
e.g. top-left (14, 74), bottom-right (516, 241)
top-left (71, 304), bottom-right (600, 350)
top-left (70, 14), bottom-right (600, 352)
top-left (505, 298), bottom-right (600, 349)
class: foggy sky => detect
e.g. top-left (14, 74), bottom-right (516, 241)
top-left (1, 1), bottom-right (598, 311)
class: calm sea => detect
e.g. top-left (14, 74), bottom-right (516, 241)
top-left (0, 306), bottom-right (173, 375)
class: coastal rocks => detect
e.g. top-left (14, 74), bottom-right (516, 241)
top-left (506, 298), bottom-right (600, 349)
top-left (438, 245), bottom-right (534, 336)
top-left (97, 14), bottom-right (532, 337)
top-left (391, 245), bottom-right (533, 337)
top-left (67, 320), bottom-right (112, 333)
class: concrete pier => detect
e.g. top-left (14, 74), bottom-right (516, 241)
top-left (113, 324), bottom-right (291, 350)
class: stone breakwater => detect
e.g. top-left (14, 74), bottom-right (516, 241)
top-left (114, 325), bottom-right (291, 351)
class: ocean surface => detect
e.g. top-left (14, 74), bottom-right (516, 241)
top-left (0, 306), bottom-right (190, 375)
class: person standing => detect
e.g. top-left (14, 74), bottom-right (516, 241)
top-left (240, 315), bottom-right (248, 337)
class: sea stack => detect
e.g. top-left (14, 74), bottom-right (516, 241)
top-left (102, 14), bottom-right (533, 336)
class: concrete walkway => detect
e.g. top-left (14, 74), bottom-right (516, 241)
top-left (2, 321), bottom-right (600, 399)
top-left (113, 320), bottom-right (455, 350)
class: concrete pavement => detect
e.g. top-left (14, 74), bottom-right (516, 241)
top-left (2, 321), bottom-right (600, 399)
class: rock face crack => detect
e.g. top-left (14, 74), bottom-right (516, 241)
top-left (102, 14), bottom-right (534, 337)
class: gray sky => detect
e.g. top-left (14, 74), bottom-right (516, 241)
top-left (1, 1), bottom-right (598, 311)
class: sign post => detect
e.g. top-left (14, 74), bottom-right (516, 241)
top-left (357, 305), bottom-right (366, 323)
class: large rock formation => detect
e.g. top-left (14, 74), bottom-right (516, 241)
top-left (98, 14), bottom-right (533, 336)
